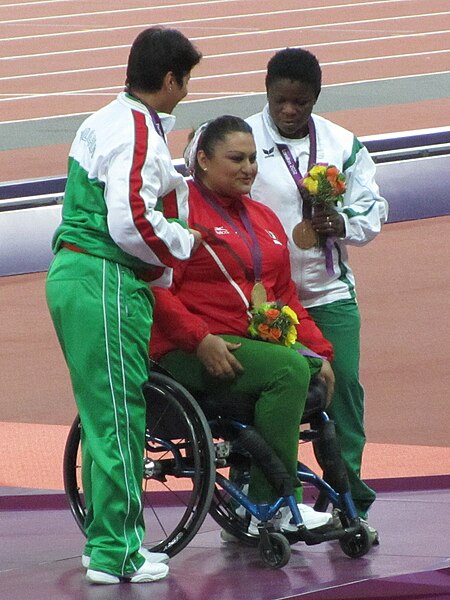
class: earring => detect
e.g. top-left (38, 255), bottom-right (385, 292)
top-left (203, 167), bottom-right (208, 172)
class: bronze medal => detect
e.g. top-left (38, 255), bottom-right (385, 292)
top-left (292, 219), bottom-right (317, 249)
top-left (251, 281), bottom-right (267, 308)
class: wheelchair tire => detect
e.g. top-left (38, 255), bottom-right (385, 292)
top-left (259, 532), bottom-right (291, 569)
top-left (339, 521), bottom-right (372, 558)
top-left (63, 372), bottom-right (216, 557)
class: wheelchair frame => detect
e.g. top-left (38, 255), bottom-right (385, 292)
top-left (63, 367), bottom-right (373, 568)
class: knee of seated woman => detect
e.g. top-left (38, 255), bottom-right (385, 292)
top-left (272, 350), bottom-right (311, 385)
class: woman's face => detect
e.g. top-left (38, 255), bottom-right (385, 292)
top-left (267, 78), bottom-right (318, 139)
top-left (198, 131), bottom-right (257, 199)
top-left (162, 72), bottom-right (191, 113)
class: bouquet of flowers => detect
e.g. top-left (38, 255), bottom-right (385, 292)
top-left (301, 163), bottom-right (346, 211)
top-left (248, 302), bottom-right (299, 347)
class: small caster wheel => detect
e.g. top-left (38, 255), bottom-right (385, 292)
top-left (259, 532), bottom-right (291, 568)
top-left (339, 521), bottom-right (372, 558)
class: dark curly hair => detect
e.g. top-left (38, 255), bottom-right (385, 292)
top-left (265, 48), bottom-right (322, 98)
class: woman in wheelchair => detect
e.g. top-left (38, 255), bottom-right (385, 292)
top-left (150, 115), bottom-right (336, 536)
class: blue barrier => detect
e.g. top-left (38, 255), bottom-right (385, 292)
top-left (1, 128), bottom-right (449, 276)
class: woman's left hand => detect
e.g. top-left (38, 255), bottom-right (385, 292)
top-left (318, 360), bottom-right (335, 407)
top-left (312, 212), bottom-right (345, 238)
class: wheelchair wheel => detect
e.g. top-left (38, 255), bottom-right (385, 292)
top-left (260, 532), bottom-right (291, 569)
top-left (63, 372), bottom-right (216, 557)
top-left (339, 521), bottom-right (372, 558)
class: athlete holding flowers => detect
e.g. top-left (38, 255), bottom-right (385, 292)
top-left (246, 48), bottom-right (388, 539)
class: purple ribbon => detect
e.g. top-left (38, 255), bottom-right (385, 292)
top-left (276, 117), bottom-right (317, 219)
top-left (192, 179), bottom-right (263, 282)
top-left (325, 237), bottom-right (336, 276)
top-left (147, 107), bottom-right (166, 142)
top-left (125, 89), bottom-right (166, 142)
top-left (296, 348), bottom-right (326, 361)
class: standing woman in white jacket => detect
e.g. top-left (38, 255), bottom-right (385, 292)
top-left (247, 48), bottom-right (388, 540)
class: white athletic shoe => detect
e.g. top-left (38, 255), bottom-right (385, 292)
top-left (280, 503), bottom-right (332, 532)
top-left (82, 547), bottom-right (169, 568)
top-left (86, 558), bottom-right (169, 585)
top-left (247, 503), bottom-right (332, 535)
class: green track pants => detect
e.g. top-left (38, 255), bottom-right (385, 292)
top-left (46, 249), bottom-right (153, 576)
top-left (160, 336), bottom-right (322, 504)
top-left (308, 299), bottom-right (376, 518)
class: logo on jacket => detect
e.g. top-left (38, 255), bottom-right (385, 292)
top-left (214, 226), bottom-right (230, 235)
top-left (266, 230), bottom-right (283, 245)
top-left (80, 127), bottom-right (96, 157)
top-left (262, 147), bottom-right (274, 158)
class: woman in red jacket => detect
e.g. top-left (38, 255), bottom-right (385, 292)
top-left (150, 115), bottom-right (334, 533)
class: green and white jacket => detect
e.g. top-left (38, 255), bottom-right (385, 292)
top-left (247, 106), bottom-right (388, 308)
top-left (53, 92), bottom-right (194, 287)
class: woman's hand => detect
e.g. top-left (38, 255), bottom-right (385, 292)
top-left (189, 228), bottom-right (203, 253)
top-left (312, 211), bottom-right (345, 238)
top-left (196, 334), bottom-right (244, 379)
top-left (318, 360), bottom-right (335, 407)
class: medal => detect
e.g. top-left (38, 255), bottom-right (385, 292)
top-left (292, 220), bottom-right (317, 249)
top-left (251, 281), bottom-right (267, 308)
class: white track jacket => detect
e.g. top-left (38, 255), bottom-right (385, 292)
top-left (247, 106), bottom-right (388, 308)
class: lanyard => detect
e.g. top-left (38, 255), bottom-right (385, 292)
top-left (192, 179), bottom-right (263, 282)
top-left (147, 106), bottom-right (166, 142)
top-left (125, 89), bottom-right (166, 142)
top-left (275, 117), bottom-right (317, 219)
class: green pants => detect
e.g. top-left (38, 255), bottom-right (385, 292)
top-left (46, 249), bottom-right (153, 576)
top-left (308, 299), bottom-right (376, 518)
top-left (160, 336), bottom-right (322, 503)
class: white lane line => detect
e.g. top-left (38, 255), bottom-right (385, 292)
top-left (1, 29), bottom-right (448, 62)
top-left (0, 9), bottom-right (448, 43)
top-left (1, 70), bottom-right (449, 111)
top-left (0, 48), bottom-right (448, 82)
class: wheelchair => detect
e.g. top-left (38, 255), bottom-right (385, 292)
top-left (63, 362), bottom-right (374, 568)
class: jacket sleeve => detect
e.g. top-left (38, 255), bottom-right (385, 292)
top-left (152, 262), bottom-right (211, 354)
top-left (104, 113), bottom-right (194, 267)
top-left (339, 138), bottom-right (388, 246)
top-left (274, 243), bottom-right (334, 361)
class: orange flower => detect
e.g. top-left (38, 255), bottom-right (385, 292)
top-left (266, 308), bottom-right (280, 320)
top-left (326, 166), bottom-right (339, 179)
top-left (269, 327), bottom-right (282, 340)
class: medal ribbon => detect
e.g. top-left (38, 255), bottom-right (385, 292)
top-left (276, 118), bottom-right (335, 276)
top-left (275, 117), bottom-right (317, 219)
top-left (125, 89), bottom-right (166, 142)
top-left (192, 179), bottom-right (263, 283)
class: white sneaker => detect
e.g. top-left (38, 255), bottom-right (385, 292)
top-left (247, 511), bottom-right (283, 537)
top-left (86, 558), bottom-right (169, 585)
top-left (280, 503), bottom-right (332, 532)
top-left (82, 546), bottom-right (169, 568)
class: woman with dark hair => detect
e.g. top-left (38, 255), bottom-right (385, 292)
top-left (247, 48), bottom-right (388, 540)
top-left (150, 115), bottom-right (335, 536)
top-left (46, 27), bottom-right (202, 585)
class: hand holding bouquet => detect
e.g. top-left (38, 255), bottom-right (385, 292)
top-left (301, 163), bottom-right (346, 210)
top-left (293, 163), bottom-right (346, 251)
top-left (248, 302), bottom-right (299, 347)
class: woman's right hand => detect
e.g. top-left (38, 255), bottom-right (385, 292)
top-left (196, 334), bottom-right (244, 379)
top-left (189, 228), bottom-right (203, 253)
